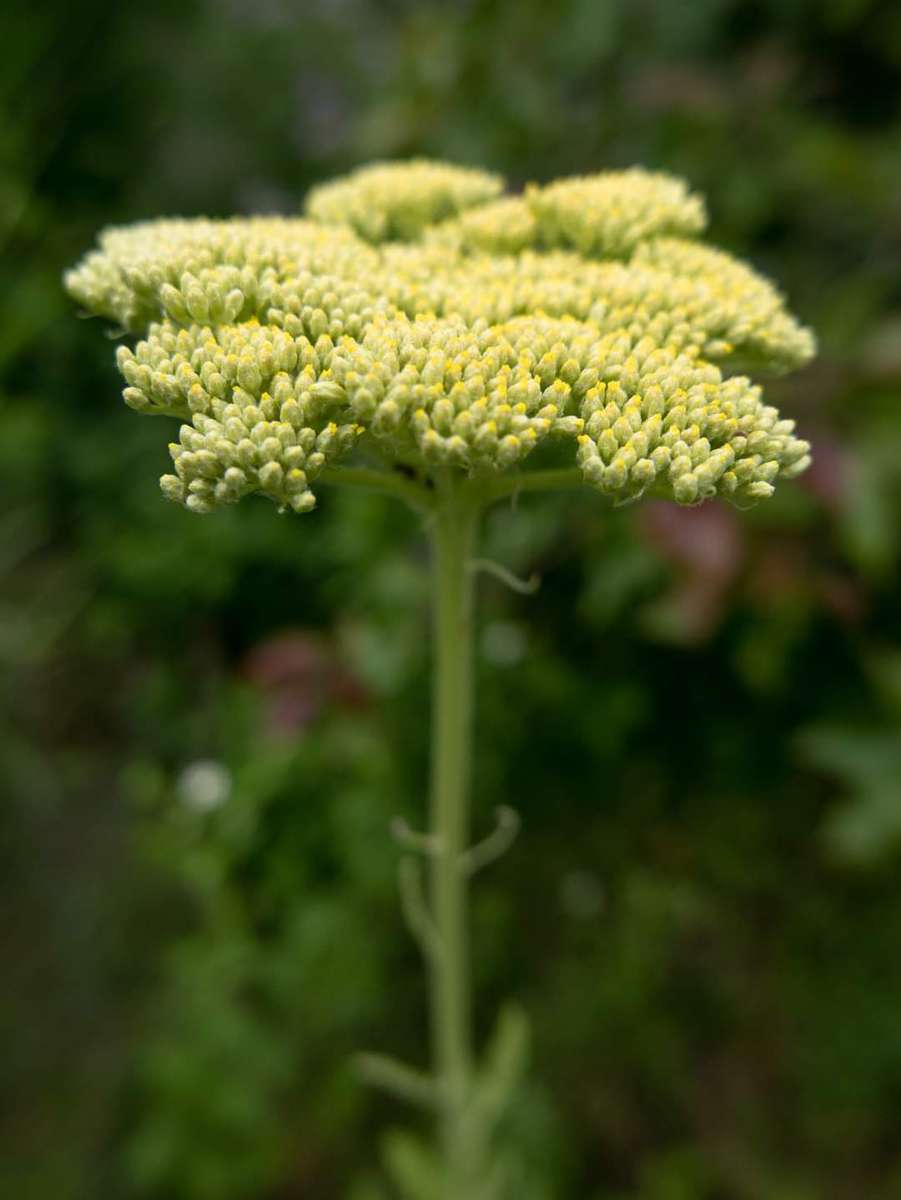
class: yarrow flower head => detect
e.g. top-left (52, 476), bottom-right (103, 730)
top-left (66, 160), bottom-right (814, 515)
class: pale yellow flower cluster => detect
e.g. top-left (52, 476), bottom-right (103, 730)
top-left (305, 159), bottom-right (504, 243)
top-left (438, 169), bottom-right (704, 257)
top-left (66, 160), bottom-right (814, 514)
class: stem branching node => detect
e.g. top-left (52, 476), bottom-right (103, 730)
top-left (391, 815), bottom-right (446, 857)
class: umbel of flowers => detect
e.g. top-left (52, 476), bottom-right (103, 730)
top-left (67, 159), bottom-right (812, 519)
top-left (67, 160), bottom-right (814, 1200)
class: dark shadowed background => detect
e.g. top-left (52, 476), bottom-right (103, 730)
top-left (3, 1), bottom-right (901, 1197)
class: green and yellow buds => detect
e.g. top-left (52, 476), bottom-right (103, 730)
top-left (305, 159), bottom-right (504, 243)
top-left (66, 160), bottom-right (814, 515)
top-left (525, 169), bottom-right (707, 258)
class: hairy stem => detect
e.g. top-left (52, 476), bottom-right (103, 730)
top-left (428, 476), bottom-right (480, 1195)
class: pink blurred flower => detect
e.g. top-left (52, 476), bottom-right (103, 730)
top-left (242, 630), bottom-right (368, 735)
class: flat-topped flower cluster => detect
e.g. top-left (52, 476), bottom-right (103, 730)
top-left (66, 159), bottom-right (814, 515)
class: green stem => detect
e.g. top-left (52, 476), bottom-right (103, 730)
top-left (428, 476), bottom-right (480, 1195)
top-left (318, 464), bottom-right (433, 511)
top-left (479, 466), bottom-right (584, 504)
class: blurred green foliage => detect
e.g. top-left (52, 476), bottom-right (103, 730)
top-left (2, 1), bottom-right (901, 1197)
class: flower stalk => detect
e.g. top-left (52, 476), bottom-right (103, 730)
top-left (428, 477), bottom-right (480, 1194)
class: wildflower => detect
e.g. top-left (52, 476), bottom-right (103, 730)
top-left (65, 160), bottom-right (818, 1199)
top-left (66, 160), bottom-right (813, 514)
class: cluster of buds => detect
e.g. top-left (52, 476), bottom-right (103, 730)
top-left (305, 159), bottom-right (504, 243)
top-left (66, 160), bottom-right (814, 514)
top-left (444, 169), bottom-right (704, 259)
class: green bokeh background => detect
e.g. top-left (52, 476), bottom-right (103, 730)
top-left (3, 2), bottom-right (901, 1197)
